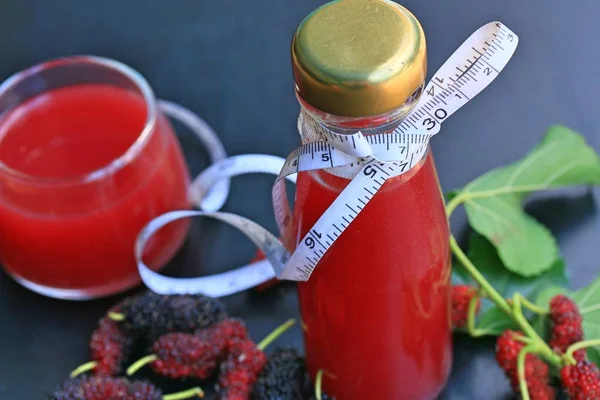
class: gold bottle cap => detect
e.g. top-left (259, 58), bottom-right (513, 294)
top-left (292, 0), bottom-right (427, 118)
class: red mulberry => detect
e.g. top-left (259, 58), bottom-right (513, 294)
top-left (451, 285), bottom-right (480, 329)
top-left (128, 318), bottom-right (248, 379)
top-left (70, 299), bottom-right (135, 378)
top-left (549, 295), bottom-right (586, 362)
top-left (561, 360), bottom-right (600, 400)
top-left (495, 330), bottom-right (555, 399)
top-left (218, 338), bottom-right (267, 399)
top-left (89, 313), bottom-right (133, 376)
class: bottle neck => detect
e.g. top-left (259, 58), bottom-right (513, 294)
top-left (296, 82), bottom-right (424, 138)
top-left (295, 83), bottom-right (426, 183)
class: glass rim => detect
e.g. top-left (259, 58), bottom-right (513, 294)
top-left (0, 55), bottom-right (158, 186)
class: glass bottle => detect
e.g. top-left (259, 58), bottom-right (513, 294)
top-left (290, 1), bottom-right (452, 399)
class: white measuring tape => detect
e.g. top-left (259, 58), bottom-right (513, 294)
top-left (137, 21), bottom-right (519, 296)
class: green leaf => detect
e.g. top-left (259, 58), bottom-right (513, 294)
top-left (453, 233), bottom-right (569, 301)
top-left (453, 125), bottom-right (600, 277)
top-left (573, 278), bottom-right (600, 364)
top-left (476, 305), bottom-right (519, 336)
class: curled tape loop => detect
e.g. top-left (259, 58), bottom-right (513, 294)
top-left (158, 100), bottom-right (230, 212)
top-left (137, 22), bottom-right (519, 296)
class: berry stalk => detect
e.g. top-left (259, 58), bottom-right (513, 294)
top-left (163, 387), bottom-right (204, 400)
top-left (565, 339), bottom-right (600, 365)
top-left (512, 294), bottom-right (561, 366)
top-left (450, 235), bottom-right (511, 314)
top-left (70, 361), bottom-right (98, 378)
top-left (517, 344), bottom-right (538, 400)
top-left (257, 318), bottom-right (296, 351)
top-left (517, 295), bottom-right (548, 316)
top-left (466, 293), bottom-right (486, 337)
top-left (128, 355), bottom-right (159, 376)
top-left (315, 369), bottom-right (324, 400)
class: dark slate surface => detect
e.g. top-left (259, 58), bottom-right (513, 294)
top-left (0, 0), bottom-right (598, 398)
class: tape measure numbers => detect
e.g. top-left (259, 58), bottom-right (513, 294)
top-left (136, 21), bottom-right (519, 296)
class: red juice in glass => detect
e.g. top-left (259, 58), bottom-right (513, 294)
top-left (289, 1), bottom-right (452, 398)
top-left (0, 57), bottom-right (191, 299)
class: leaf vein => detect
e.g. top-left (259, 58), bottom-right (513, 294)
top-left (467, 200), bottom-right (513, 227)
top-left (577, 279), bottom-right (600, 308)
top-left (581, 303), bottom-right (600, 315)
top-left (505, 140), bottom-right (561, 186)
top-left (542, 159), bottom-right (583, 186)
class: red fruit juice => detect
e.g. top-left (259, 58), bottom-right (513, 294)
top-left (294, 152), bottom-right (452, 399)
top-left (0, 84), bottom-right (190, 297)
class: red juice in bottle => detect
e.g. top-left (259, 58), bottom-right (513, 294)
top-left (295, 155), bottom-right (451, 399)
top-left (0, 58), bottom-right (190, 299)
top-left (289, 1), bottom-right (452, 398)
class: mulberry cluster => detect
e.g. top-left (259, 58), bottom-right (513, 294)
top-left (451, 285), bottom-right (480, 329)
top-left (549, 295), bottom-right (586, 362)
top-left (56, 291), bottom-right (309, 400)
top-left (143, 318), bottom-right (248, 379)
top-left (495, 330), bottom-right (555, 400)
top-left (561, 360), bottom-right (600, 400)
top-left (119, 292), bottom-right (228, 340)
top-left (49, 376), bottom-right (161, 400)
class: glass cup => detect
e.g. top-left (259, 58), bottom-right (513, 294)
top-left (0, 56), bottom-right (191, 299)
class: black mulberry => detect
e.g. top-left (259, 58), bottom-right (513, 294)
top-left (251, 347), bottom-right (306, 400)
top-left (118, 291), bottom-right (227, 339)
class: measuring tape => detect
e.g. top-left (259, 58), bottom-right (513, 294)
top-left (136, 21), bottom-right (519, 296)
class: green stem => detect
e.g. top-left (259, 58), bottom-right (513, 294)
top-left (108, 311), bottom-right (125, 321)
top-left (450, 235), bottom-right (511, 314)
top-left (514, 334), bottom-right (535, 345)
top-left (69, 361), bottom-right (97, 378)
top-left (517, 344), bottom-right (538, 400)
top-left (445, 194), bottom-right (465, 218)
top-left (512, 294), bottom-right (561, 367)
top-left (257, 318), bottom-right (296, 351)
top-left (315, 369), bottom-right (324, 400)
top-left (450, 234), bottom-right (562, 367)
top-left (162, 387), bottom-right (204, 400)
top-left (447, 197), bottom-right (565, 368)
top-left (519, 295), bottom-right (548, 315)
top-left (127, 355), bottom-right (158, 376)
top-left (565, 339), bottom-right (600, 365)
top-left (467, 294), bottom-right (487, 337)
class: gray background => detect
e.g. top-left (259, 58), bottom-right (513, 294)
top-left (0, 0), bottom-right (598, 398)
